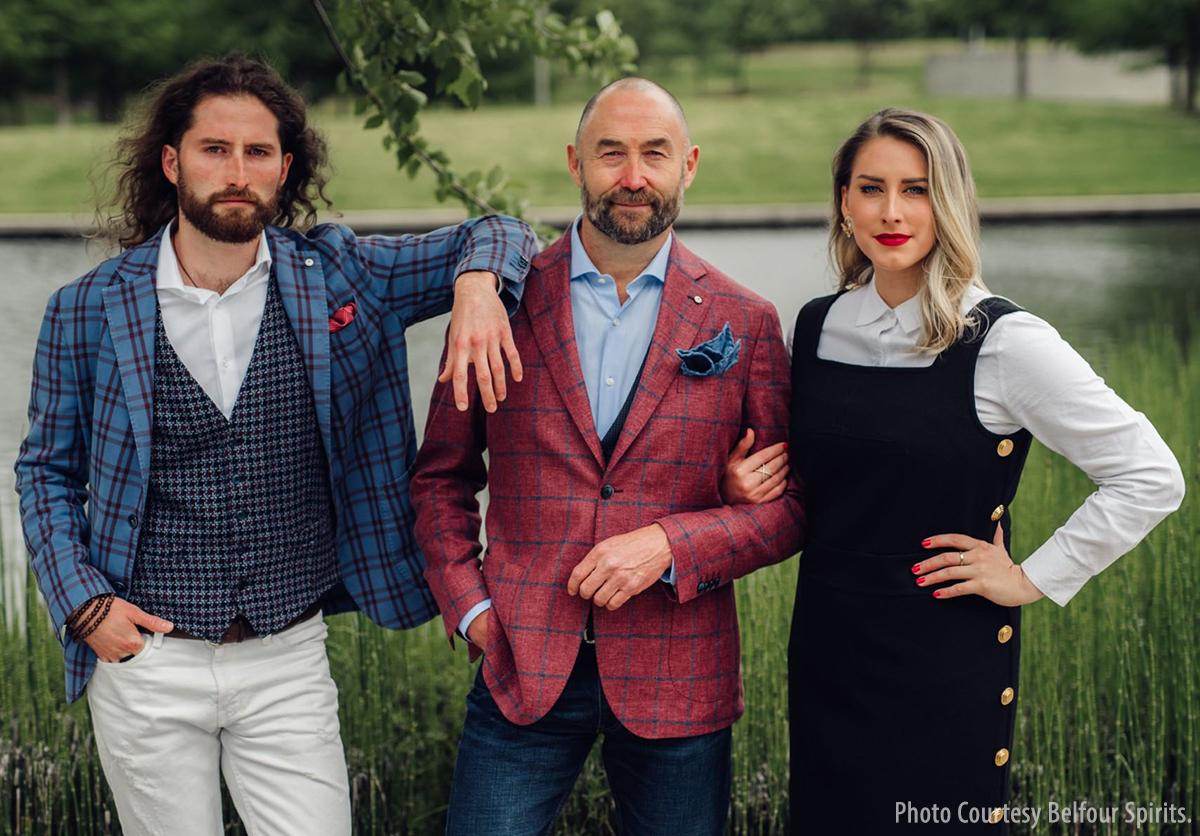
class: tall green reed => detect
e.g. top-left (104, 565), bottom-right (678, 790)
top-left (2, 303), bottom-right (1196, 835)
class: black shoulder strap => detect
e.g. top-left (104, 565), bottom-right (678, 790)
top-left (793, 292), bottom-right (843, 361)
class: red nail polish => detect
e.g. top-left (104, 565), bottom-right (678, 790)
top-left (933, 590), bottom-right (941, 598)
top-left (784, 442), bottom-right (789, 450)
top-left (916, 577), bottom-right (926, 585)
top-left (911, 564), bottom-right (921, 573)
top-left (921, 538), bottom-right (932, 547)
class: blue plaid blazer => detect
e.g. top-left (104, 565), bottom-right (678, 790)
top-left (15, 216), bottom-right (537, 702)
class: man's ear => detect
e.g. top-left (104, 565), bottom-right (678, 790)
top-left (567, 144), bottom-right (582, 189)
top-left (162, 145), bottom-right (180, 186)
top-left (279, 151), bottom-right (293, 187)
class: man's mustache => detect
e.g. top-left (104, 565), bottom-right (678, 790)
top-left (208, 188), bottom-right (264, 206)
top-left (604, 189), bottom-right (660, 206)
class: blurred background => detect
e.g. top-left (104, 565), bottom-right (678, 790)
top-left (1, 0), bottom-right (1198, 833)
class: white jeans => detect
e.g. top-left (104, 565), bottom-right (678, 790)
top-left (86, 613), bottom-right (351, 836)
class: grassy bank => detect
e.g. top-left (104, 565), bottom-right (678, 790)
top-left (2, 41), bottom-right (1200, 217)
top-left (2, 297), bottom-right (1197, 835)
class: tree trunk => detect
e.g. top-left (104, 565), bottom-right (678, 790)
top-left (1188, 23), bottom-right (1199, 114)
top-left (858, 39), bottom-right (872, 89)
top-left (532, 56), bottom-right (551, 108)
top-left (532, 5), bottom-right (551, 108)
top-left (1014, 32), bottom-right (1029, 100)
top-left (53, 57), bottom-right (70, 128)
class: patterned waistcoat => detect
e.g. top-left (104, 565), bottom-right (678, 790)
top-left (128, 277), bottom-right (339, 641)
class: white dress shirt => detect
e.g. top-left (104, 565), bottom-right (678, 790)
top-left (156, 223), bottom-right (273, 420)
top-left (788, 279), bottom-right (1185, 606)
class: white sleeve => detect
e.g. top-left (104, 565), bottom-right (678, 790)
top-left (974, 313), bottom-right (1185, 606)
top-left (786, 315), bottom-right (795, 361)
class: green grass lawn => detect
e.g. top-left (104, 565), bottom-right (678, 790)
top-left (3, 40), bottom-right (1199, 216)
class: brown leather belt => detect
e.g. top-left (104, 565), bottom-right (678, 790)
top-left (144, 601), bottom-right (323, 644)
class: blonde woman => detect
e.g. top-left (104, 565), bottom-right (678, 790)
top-left (720, 108), bottom-right (1184, 833)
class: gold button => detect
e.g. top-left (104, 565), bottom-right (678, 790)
top-left (1000, 687), bottom-right (1014, 705)
top-left (997, 624), bottom-right (1013, 644)
top-left (994, 748), bottom-right (1010, 766)
top-left (990, 504), bottom-right (1005, 521)
top-left (997, 439), bottom-right (1014, 457)
top-left (989, 807), bottom-right (1004, 824)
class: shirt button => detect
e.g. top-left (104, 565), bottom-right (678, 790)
top-left (605, 377), bottom-right (615, 386)
top-left (612, 318), bottom-right (619, 326)
top-left (222, 358), bottom-right (231, 369)
top-left (304, 258), bottom-right (314, 267)
top-left (597, 277), bottom-right (606, 284)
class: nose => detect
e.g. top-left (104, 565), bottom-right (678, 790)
top-left (618, 156), bottom-right (649, 193)
top-left (226, 150), bottom-right (250, 189)
top-left (882, 190), bottom-right (904, 224)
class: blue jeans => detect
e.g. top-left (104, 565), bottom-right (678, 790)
top-left (445, 642), bottom-right (732, 836)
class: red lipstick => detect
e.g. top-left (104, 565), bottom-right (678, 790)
top-left (874, 234), bottom-right (911, 247)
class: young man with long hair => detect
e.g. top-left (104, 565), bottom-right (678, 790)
top-left (15, 53), bottom-right (537, 835)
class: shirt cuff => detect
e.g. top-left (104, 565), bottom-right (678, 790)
top-left (457, 599), bottom-right (492, 641)
top-left (660, 557), bottom-right (676, 587)
top-left (1018, 539), bottom-right (1093, 607)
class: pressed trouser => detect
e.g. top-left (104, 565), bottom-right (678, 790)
top-left (86, 613), bottom-right (351, 836)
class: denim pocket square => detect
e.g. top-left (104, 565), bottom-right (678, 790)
top-left (676, 322), bottom-right (741, 377)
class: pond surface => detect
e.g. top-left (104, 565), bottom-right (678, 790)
top-left (3, 219), bottom-right (1198, 625)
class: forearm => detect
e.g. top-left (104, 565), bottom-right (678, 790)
top-left (356, 215), bottom-right (537, 326)
top-left (657, 487), bottom-right (804, 603)
top-left (411, 373), bottom-right (492, 641)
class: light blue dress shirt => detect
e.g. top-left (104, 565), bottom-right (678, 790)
top-left (568, 217), bottom-right (672, 438)
top-left (457, 218), bottom-right (675, 640)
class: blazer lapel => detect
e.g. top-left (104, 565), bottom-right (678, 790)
top-left (101, 232), bottom-right (164, 483)
top-left (525, 236), bottom-right (606, 468)
top-left (269, 229), bottom-right (335, 477)
top-left (605, 237), bottom-right (708, 471)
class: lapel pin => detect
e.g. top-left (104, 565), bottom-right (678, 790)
top-left (693, 295), bottom-right (702, 304)
top-left (304, 258), bottom-right (314, 267)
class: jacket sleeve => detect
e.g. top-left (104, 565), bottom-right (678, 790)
top-left (655, 302), bottom-right (805, 604)
top-left (348, 215), bottom-right (538, 327)
top-left (14, 294), bottom-right (111, 644)
top-left (410, 348), bottom-right (491, 652)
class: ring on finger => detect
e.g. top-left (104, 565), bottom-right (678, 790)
top-left (958, 552), bottom-right (965, 567)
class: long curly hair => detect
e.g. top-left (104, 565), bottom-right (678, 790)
top-left (94, 53), bottom-right (332, 250)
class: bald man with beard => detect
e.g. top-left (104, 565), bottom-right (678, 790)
top-left (412, 78), bottom-right (804, 836)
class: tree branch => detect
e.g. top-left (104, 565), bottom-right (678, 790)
top-left (307, 0), bottom-right (503, 217)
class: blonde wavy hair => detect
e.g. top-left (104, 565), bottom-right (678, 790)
top-left (829, 108), bottom-right (988, 354)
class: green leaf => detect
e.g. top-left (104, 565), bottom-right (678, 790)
top-left (363, 113), bottom-right (385, 130)
top-left (396, 70), bottom-right (425, 86)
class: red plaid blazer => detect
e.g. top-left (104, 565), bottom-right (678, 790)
top-left (412, 233), bottom-right (804, 739)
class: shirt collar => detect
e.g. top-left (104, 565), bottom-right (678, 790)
top-left (156, 219), bottom-right (272, 297)
top-left (569, 215), bottom-right (671, 285)
top-left (855, 275), bottom-right (923, 335)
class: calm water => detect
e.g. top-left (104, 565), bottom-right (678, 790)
top-left (4, 220), bottom-right (1198, 625)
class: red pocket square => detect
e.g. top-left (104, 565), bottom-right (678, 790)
top-left (329, 301), bottom-right (357, 333)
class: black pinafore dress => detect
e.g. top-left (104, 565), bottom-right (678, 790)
top-left (788, 293), bottom-right (1032, 834)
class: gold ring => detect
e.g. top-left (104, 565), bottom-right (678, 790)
top-left (958, 552), bottom-right (965, 567)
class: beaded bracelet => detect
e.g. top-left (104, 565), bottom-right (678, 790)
top-left (77, 594), bottom-right (115, 641)
top-left (67, 593), bottom-right (115, 641)
top-left (65, 594), bottom-right (103, 633)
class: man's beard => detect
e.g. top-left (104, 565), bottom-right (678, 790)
top-left (581, 167), bottom-right (684, 246)
top-left (177, 169), bottom-right (279, 244)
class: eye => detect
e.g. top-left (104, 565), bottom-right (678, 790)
top-left (248, 148), bottom-right (270, 157)
top-left (204, 145), bottom-right (225, 154)
top-left (905, 185), bottom-right (927, 195)
top-left (859, 184), bottom-right (881, 194)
